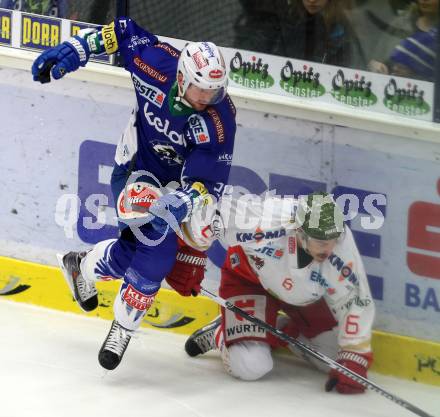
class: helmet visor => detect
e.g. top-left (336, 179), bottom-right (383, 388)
top-left (186, 84), bottom-right (226, 106)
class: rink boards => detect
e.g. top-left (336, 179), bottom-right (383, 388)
top-left (1, 255), bottom-right (439, 387)
top-left (0, 256), bottom-right (219, 336)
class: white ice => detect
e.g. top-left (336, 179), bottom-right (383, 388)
top-left (0, 300), bottom-right (438, 417)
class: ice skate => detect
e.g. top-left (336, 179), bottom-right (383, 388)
top-left (185, 316), bottom-right (221, 357)
top-left (57, 251), bottom-right (98, 312)
top-left (98, 320), bottom-right (133, 370)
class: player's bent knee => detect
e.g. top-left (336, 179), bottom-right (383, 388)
top-left (227, 341), bottom-right (273, 381)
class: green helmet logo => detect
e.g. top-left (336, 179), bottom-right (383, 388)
top-left (295, 192), bottom-right (344, 240)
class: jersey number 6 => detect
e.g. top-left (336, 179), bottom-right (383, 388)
top-left (345, 314), bottom-right (360, 335)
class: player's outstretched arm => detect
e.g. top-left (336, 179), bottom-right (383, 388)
top-left (325, 228), bottom-right (376, 394)
top-left (31, 29), bottom-right (96, 83)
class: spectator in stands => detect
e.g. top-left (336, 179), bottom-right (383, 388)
top-left (389, 28), bottom-right (437, 81)
top-left (233, 0), bottom-right (363, 67)
top-left (368, 0), bottom-right (438, 75)
top-left (0, 0), bottom-right (112, 23)
top-left (233, 0), bottom-right (284, 56)
top-left (0, 0), bottom-right (59, 16)
top-left (277, 0), bottom-right (362, 67)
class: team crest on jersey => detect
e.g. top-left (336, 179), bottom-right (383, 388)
top-left (187, 114), bottom-right (210, 144)
top-left (229, 253), bottom-right (240, 268)
top-left (132, 73), bottom-right (165, 108)
top-left (128, 36), bottom-right (153, 50)
top-left (151, 141), bottom-right (184, 165)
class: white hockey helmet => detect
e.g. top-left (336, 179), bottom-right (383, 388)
top-left (177, 41), bottom-right (228, 105)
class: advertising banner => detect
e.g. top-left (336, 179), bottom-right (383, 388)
top-left (0, 8), bottom-right (435, 121)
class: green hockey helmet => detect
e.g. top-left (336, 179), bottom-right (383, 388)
top-left (295, 192), bottom-right (344, 240)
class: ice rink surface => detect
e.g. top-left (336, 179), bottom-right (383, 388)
top-left (0, 300), bottom-right (438, 417)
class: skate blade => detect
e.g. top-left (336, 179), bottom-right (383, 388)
top-left (56, 253), bottom-right (75, 297)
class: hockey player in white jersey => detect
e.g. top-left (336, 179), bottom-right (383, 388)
top-left (166, 191), bottom-right (375, 394)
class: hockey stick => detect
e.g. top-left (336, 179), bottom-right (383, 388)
top-left (200, 287), bottom-right (435, 417)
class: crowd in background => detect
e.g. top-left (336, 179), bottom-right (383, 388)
top-left (1, 0), bottom-right (437, 82)
top-left (0, 0), bottom-right (114, 25)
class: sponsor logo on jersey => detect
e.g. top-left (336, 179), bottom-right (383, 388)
top-left (225, 323), bottom-right (266, 338)
top-left (255, 245), bottom-right (284, 259)
top-left (123, 284), bottom-right (156, 311)
top-left (134, 56), bottom-right (168, 82)
top-left (217, 153), bottom-right (232, 164)
top-left (207, 107), bottom-right (225, 143)
top-left (128, 35), bottom-right (152, 50)
top-left (132, 73), bottom-right (165, 108)
top-left (101, 21), bottom-right (118, 54)
top-left (328, 254), bottom-right (359, 286)
top-left (21, 14), bottom-right (60, 50)
top-left (236, 228), bottom-right (286, 243)
top-left (188, 114), bottom-right (210, 144)
top-left (288, 237), bottom-right (296, 254)
top-left (192, 50), bottom-right (207, 69)
top-left (209, 69), bottom-right (223, 79)
top-left (144, 102), bottom-right (185, 145)
top-left (155, 42), bottom-right (179, 58)
top-left (310, 270), bottom-right (335, 295)
top-left (344, 295), bottom-right (372, 309)
top-left (225, 295), bottom-right (267, 341)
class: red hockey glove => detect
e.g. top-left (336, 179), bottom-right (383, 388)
top-left (165, 245), bottom-right (207, 296)
top-left (325, 351), bottom-right (372, 394)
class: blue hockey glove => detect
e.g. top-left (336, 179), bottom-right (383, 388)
top-left (149, 182), bottom-right (212, 235)
top-left (32, 36), bottom-right (91, 83)
top-left (149, 191), bottom-right (192, 235)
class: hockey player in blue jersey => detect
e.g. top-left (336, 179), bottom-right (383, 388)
top-left (32, 17), bottom-right (236, 370)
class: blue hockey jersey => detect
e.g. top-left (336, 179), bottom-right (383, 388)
top-left (99, 18), bottom-right (236, 199)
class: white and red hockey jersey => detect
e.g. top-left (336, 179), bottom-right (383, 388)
top-left (181, 196), bottom-right (375, 353)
